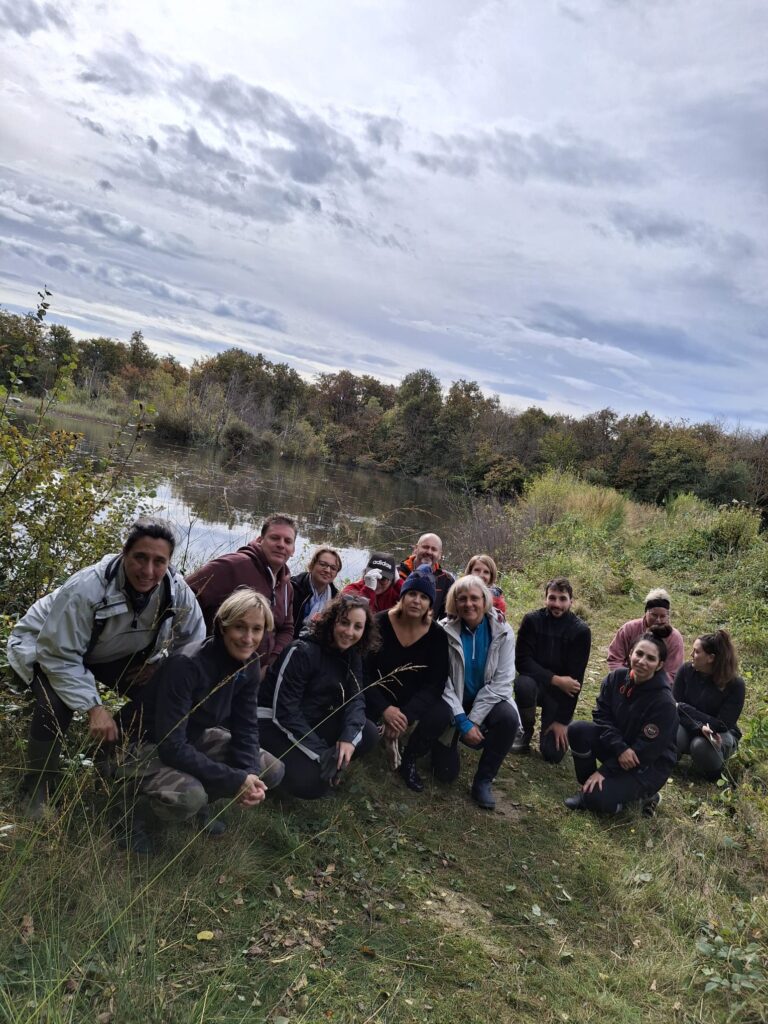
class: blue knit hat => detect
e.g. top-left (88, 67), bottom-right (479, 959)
top-left (400, 570), bottom-right (436, 606)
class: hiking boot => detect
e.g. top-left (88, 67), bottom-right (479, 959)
top-left (197, 806), bottom-right (228, 837)
top-left (398, 759), bottom-right (424, 793)
top-left (470, 777), bottom-right (496, 810)
top-left (112, 795), bottom-right (157, 854)
top-left (564, 793), bottom-right (586, 812)
top-left (642, 792), bottom-right (661, 818)
top-left (510, 729), bottom-right (532, 754)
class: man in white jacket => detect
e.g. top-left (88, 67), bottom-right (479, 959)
top-left (7, 517), bottom-right (205, 818)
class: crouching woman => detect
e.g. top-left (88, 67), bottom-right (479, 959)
top-left (116, 589), bottom-right (284, 852)
top-left (565, 633), bottom-right (678, 815)
top-left (257, 595), bottom-right (380, 799)
top-left (432, 577), bottom-right (520, 810)
top-left (674, 630), bottom-right (745, 781)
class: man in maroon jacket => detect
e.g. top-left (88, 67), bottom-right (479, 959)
top-left (186, 514), bottom-right (296, 669)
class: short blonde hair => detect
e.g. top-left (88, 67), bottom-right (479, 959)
top-left (444, 576), bottom-right (493, 619)
top-left (465, 553), bottom-right (498, 586)
top-left (215, 588), bottom-right (274, 633)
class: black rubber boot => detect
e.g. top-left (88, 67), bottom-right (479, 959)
top-left (20, 738), bottom-right (62, 820)
top-left (398, 759), bottom-right (424, 793)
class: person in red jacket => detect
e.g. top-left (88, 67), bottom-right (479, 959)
top-left (186, 513), bottom-right (296, 669)
top-left (342, 552), bottom-right (402, 613)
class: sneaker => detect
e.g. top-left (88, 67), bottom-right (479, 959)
top-left (642, 792), bottom-right (661, 818)
top-left (115, 815), bottom-right (155, 854)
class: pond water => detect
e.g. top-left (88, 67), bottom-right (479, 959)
top-left (52, 412), bottom-right (469, 581)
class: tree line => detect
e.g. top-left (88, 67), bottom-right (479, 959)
top-left (2, 305), bottom-right (767, 510)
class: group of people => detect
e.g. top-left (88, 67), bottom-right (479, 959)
top-left (6, 513), bottom-right (746, 853)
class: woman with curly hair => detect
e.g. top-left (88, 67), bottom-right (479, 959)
top-left (258, 594), bottom-right (380, 798)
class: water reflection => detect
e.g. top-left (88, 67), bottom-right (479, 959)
top-left (50, 413), bottom-right (464, 579)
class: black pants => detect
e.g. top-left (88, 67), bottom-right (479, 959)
top-left (568, 721), bottom-right (670, 813)
top-left (28, 666), bottom-right (140, 742)
top-left (259, 718), bottom-right (379, 800)
top-left (513, 674), bottom-right (572, 764)
top-left (423, 699), bottom-right (519, 784)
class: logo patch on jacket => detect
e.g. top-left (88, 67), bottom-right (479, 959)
top-left (643, 723), bottom-right (660, 739)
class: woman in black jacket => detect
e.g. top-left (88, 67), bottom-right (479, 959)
top-left (365, 572), bottom-right (450, 793)
top-left (674, 630), bottom-right (745, 780)
top-left (565, 633), bottom-right (678, 815)
top-left (258, 594), bottom-right (380, 798)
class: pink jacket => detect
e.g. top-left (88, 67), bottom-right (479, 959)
top-left (607, 617), bottom-right (685, 679)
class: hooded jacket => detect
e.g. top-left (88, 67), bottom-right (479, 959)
top-left (186, 541), bottom-right (293, 668)
top-left (398, 556), bottom-right (455, 620)
top-left (592, 667), bottom-right (678, 776)
top-left (258, 635), bottom-right (367, 761)
top-left (439, 613), bottom-right (518, 727)
top-left (6, 554), bottom-right (204, 712)
top-left (342, 576), bottom-right (402, 614)
top-left (515, 607), bottom-right (591, 724)
top-left (291, 571), bottom-right (339, 638)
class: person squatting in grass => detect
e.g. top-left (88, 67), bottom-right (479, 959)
top-left (431, 576), bottom-right (520, 810)
top-left (113, 589), bottom-right (286, 853)
top-left (674, 630), bottom-right (745, 781)
top-left (7, 517), bottom-right (205, 819)
top-left (257, 594), bottom-right (380, 799)
top-left (465, 553), bottom-right (507, 621)
top-left (364, 571), bottom-right (450, 793)
top-left (512, 577), bottom-right (592, 762)
top-left (607, 587), bottom-right (685, 680)
top-left (565, 633), bottom-right (678, 815)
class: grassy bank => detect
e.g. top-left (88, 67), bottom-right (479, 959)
top-left (1, 473), bottom-right (766, 1023)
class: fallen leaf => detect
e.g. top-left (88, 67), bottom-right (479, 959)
top-left (19, 914), bottom-right (34, 942)
top-left (96, 1013), bottom-right (114, 1024)
top-left (531, 905), bottom-right (542, 917)
top-left (271, 883), bottom-right (282, 898)
top-left (359, 946), bottom-right (376, 958)
top-left (650, 979), bottom-right (657, 992)
top-left (196, 931), bottom-right (215, 942)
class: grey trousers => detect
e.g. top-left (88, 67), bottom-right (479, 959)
top-left (676, 725), bottom-right (737, 781)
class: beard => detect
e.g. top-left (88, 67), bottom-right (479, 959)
top-left (648, 624), bottom-right (672, 639)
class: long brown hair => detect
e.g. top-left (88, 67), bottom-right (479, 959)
top-left (698, 629), bottom-right (739, 689)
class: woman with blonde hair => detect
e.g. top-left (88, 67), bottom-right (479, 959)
top-left (673, 629), bottom-right (745, 780)
top-left (116, 587), bottom-right (284, 853)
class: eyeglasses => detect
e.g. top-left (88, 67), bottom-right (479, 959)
top-left (315, 560), bottom-right (339, 572)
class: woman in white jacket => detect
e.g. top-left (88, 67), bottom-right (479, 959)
top-left (431, 576), bottom-right (520, 809)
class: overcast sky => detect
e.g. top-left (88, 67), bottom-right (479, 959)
top-left (1, 0), bottom-right (766, 427)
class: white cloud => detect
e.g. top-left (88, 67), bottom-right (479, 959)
top-left (0, 0), bottom-right (766, 427)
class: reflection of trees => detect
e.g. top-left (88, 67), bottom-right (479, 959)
top-left (55, 415), bottom-right (467, 564)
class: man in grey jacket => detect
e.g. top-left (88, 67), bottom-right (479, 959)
top-left (7, 517), bottom-right (205, 818)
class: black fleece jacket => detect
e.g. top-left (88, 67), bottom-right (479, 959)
top-left (259, 635), bottom-right (367, 760)
top-left (515, 608), bottom-right (592, 723)
top-left (140, 636), bottom-right (262, 794)
top-left (673, 664), bottom-right (745, 740)
top-left (593, 668), bottom-right (678, 777)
